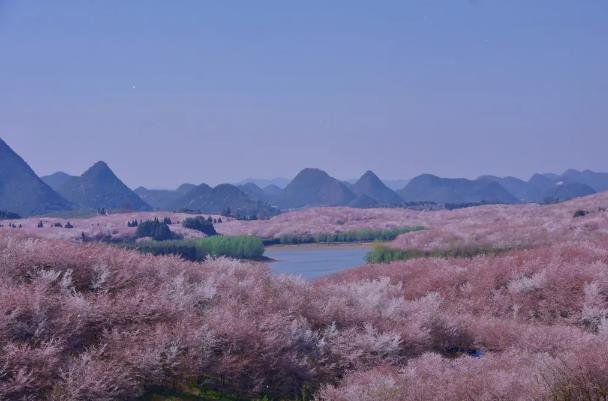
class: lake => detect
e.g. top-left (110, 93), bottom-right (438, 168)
top-left (265, 243), bottom-right (370, 279)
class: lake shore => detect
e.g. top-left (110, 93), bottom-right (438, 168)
top-left (265, 241), bottom-right (374, 251)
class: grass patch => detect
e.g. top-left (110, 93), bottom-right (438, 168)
top-left (365, 243), bottom-right (511, 264)
top-left (265, 226), bottom-right (423, 246)
top-left (134, 235), bottom-right (265, 261)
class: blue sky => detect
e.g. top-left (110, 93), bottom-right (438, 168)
top-left (0, 1), bottom-right (606, 188)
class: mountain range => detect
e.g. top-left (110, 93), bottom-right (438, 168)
top-left (1, 138), bottom-right (606, 217)
top-left (399, 174), bottom-right (519, 205)
top-left (134, 184), bottom-right (196, 210)
top-left (45, 162), bottom-right (151, 212)
top-left (167, 183), bottom-right (279, 218)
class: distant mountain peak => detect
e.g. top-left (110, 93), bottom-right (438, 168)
top-left (83, 161), bottom-right (116, 178)
top-left (169, 182), bottom-right (277, 216)
top-left (56, 161), bottom-right (150, 211)
top-left (0, 138), bottom-right (72, 216)
top-left (296, 168), bottom-right (331, 179)
top-left (237, 177), bottom-right (290, 189)
top-left (41, 171), bottom-right (75, 191)
top-left (280, 168), bottom-right (354, 208)
top-left (91, 160), bottom-right (110, 169)
top-left (352, 170), bottom-right (402, 206)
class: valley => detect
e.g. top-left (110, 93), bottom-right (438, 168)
top-left (2, 138), bottom-right (607, 223)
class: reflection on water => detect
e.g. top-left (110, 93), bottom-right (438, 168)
top-left (265, 244), bottom-right (369, 279)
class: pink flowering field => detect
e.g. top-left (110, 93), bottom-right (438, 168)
top-left (1, 193), bottom-right (608, 400)
top-left (221, 192), bottom-right (608, 249)
top-left (0, 212), bottom-right (228, 242)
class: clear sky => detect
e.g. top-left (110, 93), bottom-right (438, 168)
top-left (0, 1), bottom-right (606, 188)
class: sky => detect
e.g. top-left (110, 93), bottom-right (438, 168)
top-left (0, 0), bottom-right (606, 189)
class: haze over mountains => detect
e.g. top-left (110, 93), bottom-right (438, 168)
top-left (1, 138), bottom-right (607, 217)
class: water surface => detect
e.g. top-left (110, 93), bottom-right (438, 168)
top-left (265, 244), bottom-right (369, 279)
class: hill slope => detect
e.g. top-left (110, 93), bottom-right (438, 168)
top-left (399, 174), bottom-right (518, 205)
top-left (0, 138), bottom-right (72, 216)
top-left (58, 161), bottom-right (151, 211)
top-left (134, 183), bottom-right (196, 210)
top-left (560, 169), bottom-right (608, 192)
top-left (280, 168), bottom-right (355, 209)
top-left (542, 182), bottom-right (596, 203)
top-left (477, 175), bottom-right (541, 202)
top-left (171, 183), bottom-right (278, 217)
top-left (41, 171), bottom-right (76, 191)
top-left (352, 170), bottom-right (403, 206)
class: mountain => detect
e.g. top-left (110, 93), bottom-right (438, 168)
top-left (560, 169), bottom-right (608, 192)
top-left (263, 184), bottom-right (283, 197)
top-left (528, 173), bottom-right (561, 194)
top-left (57, 161), bottom-right (151, 211)
top-left (238, 183), bottom-right (268, 202)
top-left (542, 182), bottom-right (596, 203)
top-left (134, 183), bottom-right (197, 210)
top-left (477, 175), bottom-right (541, 202)
top-left (348, 194), bottom-right (379, 208)
top-left (352, 170), bottom-right (403, 206)
top-left (238, 182), bottom-right (288, 207)
top-left (171, 183), bottom-right (212, 209)
top-left (0, 138), bottom-right (73, 216)
top-left (170, 183), bottom-right (278, 217)
top-left (41, 171), bottom-right (75, 191)
top-left (280, 168), bottom-right (355, 209)
top-left (237, 177), bottom-right (290, 189)
top-left (176, 183), bottom-right (197, 195)
top-left (262, 185), bottom-right (283, 206)
top-left (399, 174), bottom-right (518, 205)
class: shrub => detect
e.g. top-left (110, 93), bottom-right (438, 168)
top-left (134, 235), bottom-right (265, 261)
top-left (573, 209), bottom-right (588, 218)
top-left (182, 216), bottom-right (218, 236)
top-left (197, 235), bottom-right (264, 259)
top-left (273, 226), bottom-right (423, 245)
top-left (2, 232), bottom-right (608, 400)
top-left (365, 243), bottom-right (510, 263)
top-left (135, 218), bottom-right (176, 241)
top-left (133, 240), bottom-right (204, 261)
